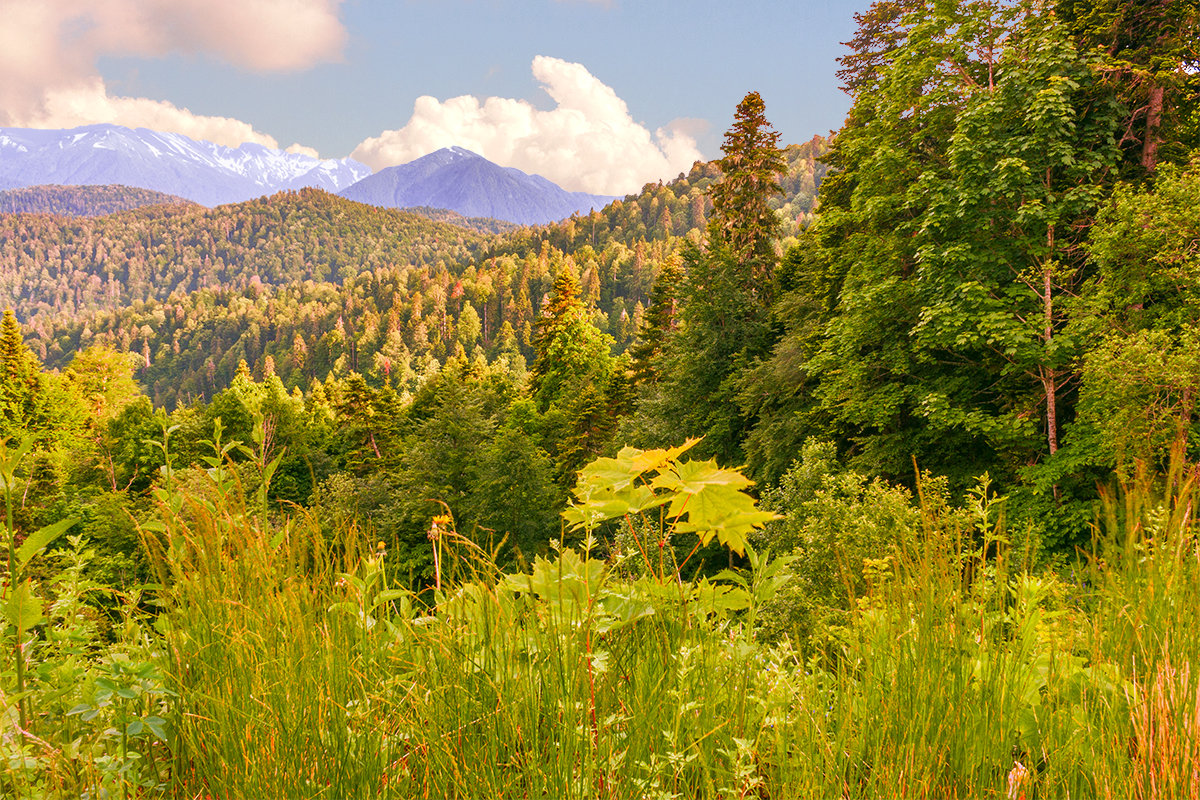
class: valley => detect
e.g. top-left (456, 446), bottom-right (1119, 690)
top-left (2, 2), bottom-right (1199, 797)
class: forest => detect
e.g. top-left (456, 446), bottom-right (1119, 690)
top-left (2, 1), bottom-right (1199, 797)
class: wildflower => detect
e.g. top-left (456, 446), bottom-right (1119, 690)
top-left (1006, 760), bottom-right (1030, 800)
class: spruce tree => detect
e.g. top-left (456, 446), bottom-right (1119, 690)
top-left (628, 258), bottom-right (684, 387)
top-left (708, 91), bottom-right (786, 304)
top-left (0, 309), bottom-right (50, 441)
top-left (530, 270), bottom-right (612, 412)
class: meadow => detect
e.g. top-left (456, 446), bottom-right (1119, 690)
top-left (3, 434), bottom-right (1196, 799)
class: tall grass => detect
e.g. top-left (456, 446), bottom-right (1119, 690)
top-left (143, 449), bottom-right (1199, 799)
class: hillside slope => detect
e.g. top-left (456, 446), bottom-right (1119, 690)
top-left (0, 184), bottom-right (195, 217)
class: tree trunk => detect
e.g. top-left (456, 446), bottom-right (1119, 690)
top-left (1043, 258), bottom-right (1058, 457)
top-left (1142, 81), bottom-right (1165, 173)
top-left (1043, 367), bottom-right (1059, 456)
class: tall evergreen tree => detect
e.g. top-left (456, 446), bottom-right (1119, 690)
top-left (708, 91), bottom-right (787, 304)
top-left (628, 257), bottom-right (684, 387)
top-left (0, 309), bottom-right (52, 441)
top-left (625, 93), bottom-right (786, 464)
top-left (530, 270), bottom-right (613, 413)
top-left (529, 269), bottom-right (623, 482)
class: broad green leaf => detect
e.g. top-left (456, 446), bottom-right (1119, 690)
top-left (144, 716), bottom-right (168, 741)
top-left (0, 436), bottom-right (34, 486)
top-left (564, 484), bottom-right (669, 530)
top-left (653, 458), bottom-right (754, 496)
top-left (16, 518), bottom-right (77, 572)
top-left (572, 440), bottom-right (700, 496)
top-left (674, 511), bottom-right (779, 556)
top-left (5, 582), bottom-right (43, 633)
top-left (597, 591), bottom-right (656, 632)
top-left (692, 581), bottom-right (751, 616)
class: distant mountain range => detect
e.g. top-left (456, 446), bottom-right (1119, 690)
top-left (0, 125), bottom-right (615, 224)
top-left (338, 147), bottom-right (615, 225)
top-left (0, 125), bottom-right (370, 206)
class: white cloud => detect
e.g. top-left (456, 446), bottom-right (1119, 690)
top-left (0, 0), bottom-right (345, 150)
top-left (286, 142), bottom-right (322, 158)
top-left (23, 78), bottom-right (282, 148)
top-left (351, 56), bottom-right (704, 196)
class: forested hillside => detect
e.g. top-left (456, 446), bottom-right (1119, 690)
top-left (2, 139), bottom-right (828, 407)
top-left (0, 185), bottom-right (196, 217)
top-left (0, 189), bottom-right (491, 322)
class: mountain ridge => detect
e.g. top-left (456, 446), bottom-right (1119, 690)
top-left (0, 124), bottom-right (371, 207)
top-left (0, 184), bottom-right (195, 217)
top-left (338, 147), bottom-right (617, 225)
top-left (0, 126), bottom-right (621, 225)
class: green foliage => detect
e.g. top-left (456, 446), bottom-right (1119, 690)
top-left (636, 239), bottom-right (776, 465)
top-left (753, 439), bottom-right (927, 642)
top-left (4, 413), bottom-right (1200, 799)
top-left (1056, 0), bottom-right (1200, 173)
top-left (1076, 326), bottom-right (1200, 471)
top-left (531, 270), bottom-right (613, 412)
top-left (564, 440), bottom-right (778, 561)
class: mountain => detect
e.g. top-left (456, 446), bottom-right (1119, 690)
top-left (338, 147), bottom-right (616, 225)
top-left (0, 188), bottom-right (494, 327)
top-left (0, 124), bottom-right (371, 206)
top-left (0, 184), bottom-right (195, 217)
top-left (5, 138), bottom-right (831, 407)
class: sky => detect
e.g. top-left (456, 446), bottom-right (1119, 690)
top-left (0, 0), bottom-right (874, 196)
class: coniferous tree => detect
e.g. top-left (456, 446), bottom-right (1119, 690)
top-left (0, 309), bottom-right (52, 441)
top-left (708, 91), bottom-right (787, 305)
top-left (629, 93), bottom-right (786, 464)
top-left (530, 270), bottom-right (613, 413)
top-left (628, 257), bottom-right (683, 387)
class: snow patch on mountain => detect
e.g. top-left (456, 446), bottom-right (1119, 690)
top-left (0, 124), bottom-right (371, 207)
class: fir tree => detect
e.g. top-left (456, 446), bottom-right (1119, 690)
top-left (530, 270), bottom-right (613, 413)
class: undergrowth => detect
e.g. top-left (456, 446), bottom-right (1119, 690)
top-left (1, 432), bottom-right (1197, 798)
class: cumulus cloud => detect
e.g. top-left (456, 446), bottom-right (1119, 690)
top-left (352, 56), bottom-right (704, 196)
top-left (285, 143), bottom-right (322, 158)
top-left (19, 78), bottom-right (282, 148)
top-left (0, 0), bottom-right (345, 149)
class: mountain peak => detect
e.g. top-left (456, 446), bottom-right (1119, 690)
top-left (0, 124), bottom-right (371, 206)
top-left (340, 147), bottom-right (615, 225)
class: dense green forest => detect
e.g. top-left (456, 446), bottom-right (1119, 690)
top-left (0, 185), bottom-right (196, 217)
top-left (3, 0), bottom-right (1200, 797)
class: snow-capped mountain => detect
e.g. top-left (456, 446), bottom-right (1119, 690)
top-left (338, 147), bottom-right (616, 226)
top-left (0, 125), bottom-right (371, 206)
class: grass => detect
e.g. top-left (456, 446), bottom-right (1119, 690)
top-left (3, 447), bottom-right (1198, 798)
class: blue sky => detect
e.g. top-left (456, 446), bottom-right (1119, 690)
top-left (0, 0), bottom-right (873, 194)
